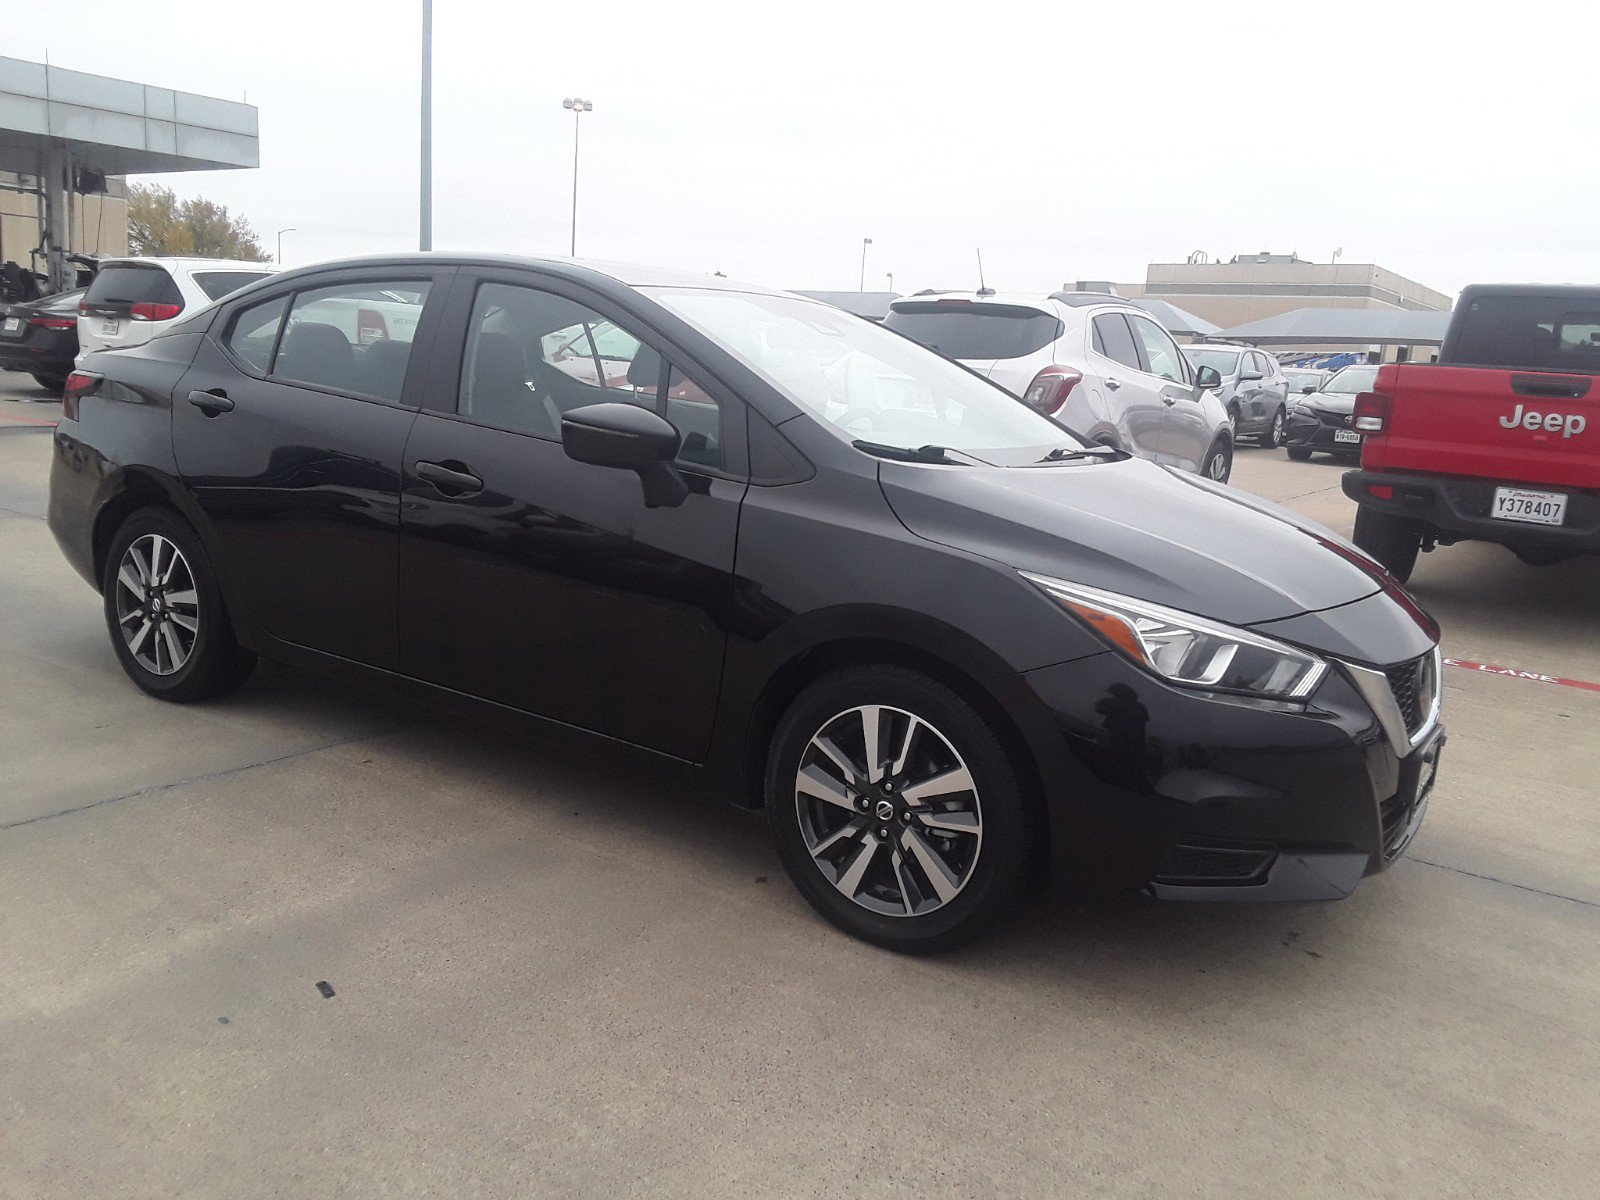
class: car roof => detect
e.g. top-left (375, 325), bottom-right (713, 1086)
top-left (97, 257), bottom-right (283, 272)
top-left (889, 291), bottom-right (1109, 313)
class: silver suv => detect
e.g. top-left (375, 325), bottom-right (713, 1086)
top-left (1181, 342), bottom-right (1291, 447)
top-left (884, 292), bottom-right (1235, 480)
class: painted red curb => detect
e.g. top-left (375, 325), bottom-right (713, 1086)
top-left (1444, 657), bottom-right (1600, 694)
top-left (0, 414), bottom-right (58, 427)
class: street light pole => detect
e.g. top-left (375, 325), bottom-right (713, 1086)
top-left (886, 272), bottom-right (894, 293)
top-left (859, 237), bottom-right (873, 291)
top-left (419, 0), bottom-right (433, 251)
top-left (563, 97), bottom-right (592, 257)
top-left (276, 227), bottom-right (296, 265)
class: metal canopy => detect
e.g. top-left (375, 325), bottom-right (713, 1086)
top-left (1129, 298), bottom-right (1220, 338)
top-left (1212, 306), bottom-right (1451, 346)
top-left (0, 56), bottom-right (259, 291)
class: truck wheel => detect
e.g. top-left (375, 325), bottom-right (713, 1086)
top-left (1286, 446), bottom-right (1313, 462)
top-left (1352, 506), bottom-right (1423, 582)
top-left (1512, 547), bottom-right (1573, 567)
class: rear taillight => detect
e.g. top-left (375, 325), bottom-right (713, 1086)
top-left (1353, 363), bottom-right (1398, 433)
top-left (1022, 366), bottom-right (1083, 415)
top-left (78, 299), bottom-right (89, 314)
top-left (129, 302), bottom-right (183, 322)
top-left (27, 315), bottom-right (77, 330)
top-left (62, 370), bottom-right (102, 421)
top-left (356, 308), bottom-right (389, 345)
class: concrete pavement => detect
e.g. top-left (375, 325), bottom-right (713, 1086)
top-left (2, 382), bottom-right (1596, 1198)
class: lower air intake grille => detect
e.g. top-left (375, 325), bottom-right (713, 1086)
top-left (1384, 653), bottom-right (1437, 737)
top-left (1153, 842), bottom-right (1277, 887)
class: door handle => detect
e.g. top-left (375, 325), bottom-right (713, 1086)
top-left (1162, 396), bottom-right (1177, 406)
top-left (187, 388), bottom-right (234, 415)
top-left (1105, 377), bottom-right (1122, 391)
top-left (415, 460), bottom-right (484, 496)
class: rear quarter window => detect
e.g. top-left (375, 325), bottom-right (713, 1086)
top-left (192, 270), bottom-right (274, 302)
top-left (884, 303), bottom-right (1062, 360)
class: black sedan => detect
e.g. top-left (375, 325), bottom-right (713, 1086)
top-left (1, 288), bottom-right (83, 392)
top-left (49, 256), bottom-right (1444, 952)
top-left (1284, 364), bottom-right (1381, 462)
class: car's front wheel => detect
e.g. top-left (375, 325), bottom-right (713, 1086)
top-left (766, 666), bottom-right (1035, 953)
top-left (102, 508), bottom-right (256, 702)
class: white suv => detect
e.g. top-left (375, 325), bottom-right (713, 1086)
top-left (77, 257), bottom-right (279, 361)
top-left (883, 291), bottom-right (1235, 479)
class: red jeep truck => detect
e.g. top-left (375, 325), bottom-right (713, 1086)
top-left (1343, 284), bottom-right (1600, 581)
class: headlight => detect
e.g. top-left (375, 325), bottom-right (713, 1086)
top-left (1021, 573), bottom-right (1328, 701)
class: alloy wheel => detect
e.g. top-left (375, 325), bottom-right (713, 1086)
top-left (114, 533), bottom-right (199, 676)
top-left (1269, 409), bottom-right (1285, 447)
top-left (794, 705), bottom-right (983, 917)
top-left (1207, 449), bottom-right (1230, 480)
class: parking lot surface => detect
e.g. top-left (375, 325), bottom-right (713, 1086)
top-left (3, 372), bottom-right (1597, 1198)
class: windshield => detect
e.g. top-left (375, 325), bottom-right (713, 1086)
top-left (1324, 365), bottom-right (1380, 393)
top-left (1182, 348), bottom-right (1241, 374)
top-left (649, 289), bottom-right (1082, 454)
top-left (1283, 370), bottom-right (1324, 390)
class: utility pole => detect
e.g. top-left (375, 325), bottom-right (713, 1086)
top-left (419, 0), bottom-right (433, 251)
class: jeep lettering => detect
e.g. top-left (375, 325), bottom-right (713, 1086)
top-left (1499, 404), bottom-right (1588, 438)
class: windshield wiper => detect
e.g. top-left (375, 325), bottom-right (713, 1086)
top-left (851, 440), bottom-right (962, 464)
top-left (1038, 445), bottom-right (1130, 463)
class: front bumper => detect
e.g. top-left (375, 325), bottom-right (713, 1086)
top-left (1285, 408), bottom-right (1363, 457)
top-left (1343, 469), bottom-right (1600, 553)
top-left (1016, 649), bottom-right (1442, 902)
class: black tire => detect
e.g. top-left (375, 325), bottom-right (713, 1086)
top-left (102, 508), bottom-right (256, 702)
top-left (31, 373), bottom-right (68, 392)
top-left (1352, 505), bottom-right (1423, 583)
top-left (1512, 547), bottom-right (1573, 567)
top-left (765, 665), bottom-right (1036, 954)
top-left (1261, 406), bottom-right (1287, 448)
top-left (1286, 446), bottom-right (1314, 462)
top-left (1226, 402), bottom-right (1240, 430)
top-left (1201, 437), bottom-right (1232, 484)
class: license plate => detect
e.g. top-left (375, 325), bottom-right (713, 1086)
top-left (1492, 486), bottom-right (1567, 526)
top-left (99, 318), bottom-right (119, 336)
top-left (2, 317), bottom-right (19, 334)
top-left (1333, 428), bottom-right (1361, 444)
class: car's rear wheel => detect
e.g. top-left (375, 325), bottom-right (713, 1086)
top-left (1262, 407), bottom-right (1287, 447)
top-left (766, 666), bottom-right (1034, 954)
top-left (102, 509), bottom-right (256, 702)
top-left (31, 373), bottom-right (68, 393)
top-left (1202, 438), bottom-right (1233, 483)
top-left (1352, 505), bottom-right (1423, 583)
top-left (1286, 446), bottom-right (1314, 462)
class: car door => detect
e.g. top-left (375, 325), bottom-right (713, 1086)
top-left (396, 270), bottom-right (746, 761)
top-left (171, 268), bottom-right (450, 668)
top-left (1087, 311), bottom-right (1167, 460)
top-left (1125, 313), bottom-right (1210, 471)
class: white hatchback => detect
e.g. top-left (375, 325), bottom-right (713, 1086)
top-left (77, 257), bottom-right (279, 361)
top-left (884, 291), bottom-right (1235, 479)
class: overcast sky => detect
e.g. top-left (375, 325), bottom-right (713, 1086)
top-left (8, 0), bottom-right (1597, 299)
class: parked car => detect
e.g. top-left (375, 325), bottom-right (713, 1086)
top-left (1283, 367), bottom-right (1331, 396)
top-left (1182, 343), bottom-right (1292, 446)
top-left (1, 288), bottom-right (83, 391)
top-left (1284, 364), bottom-right (1381, 461)
top-left (1345, 285), bottom-right (1600, 580)
top-left (76, 257), bottom-right (279, 361)
top-left (884, 291), bottom-right (1235, 480)
top-left (51, 255), bottom-right (1444, 952)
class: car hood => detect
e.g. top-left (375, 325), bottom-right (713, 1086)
top-left (878, 457), bottom-right (1381, 627)
top-left (1303, 390), bottom-right (1359, 415)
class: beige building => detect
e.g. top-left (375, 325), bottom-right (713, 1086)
top-left (1101, 252), bottom-right (1453, 330)
top-left (1, 171), bottom-right (127, 280)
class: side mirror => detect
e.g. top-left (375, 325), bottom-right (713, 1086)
top-left (1302, 384), bottom-right (1317, 394)
top-left (562, 402), bottom-right (689, 508)
top-left (1193, 365), bottom-right (1222, 391)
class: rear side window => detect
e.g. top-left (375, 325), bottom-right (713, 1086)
top-left (884, 303), bottom-right (1062, 360)
top-left (270, 280), bottom-right (432, 402)
top-left (192, 270), bottom-right (273, 302)
top-left (1091, 313), bottom-right (1142, 370)
top-left (83, 265), bottom-right (182, 314)
top-left (223, 295), bottom-right (289, 373)
top-left (1445, 294), bottom-right (1600, 372)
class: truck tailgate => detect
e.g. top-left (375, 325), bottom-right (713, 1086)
top-left (1365, 364), bottom-right (1600, 490)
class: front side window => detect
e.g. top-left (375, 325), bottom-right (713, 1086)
top-left (1128, 315), bottom-right (1188, 383)
top-left (650, 289), bottom-right (1079, 455)
top-left (223, 295), bottom-right (289, 373)
top-left (460, 282), bottom-right (725, 469)
top-left (272, 280), bottom-right (432, 402)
